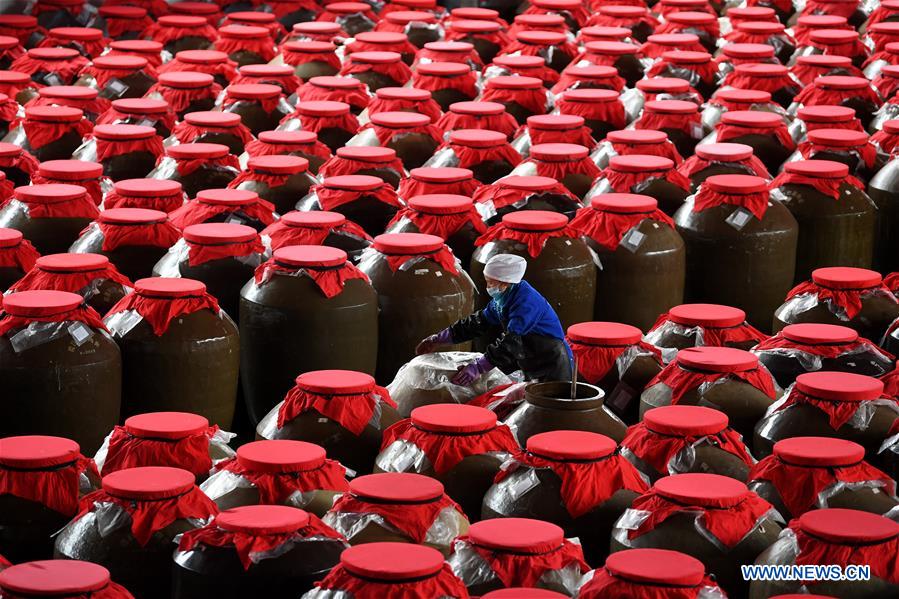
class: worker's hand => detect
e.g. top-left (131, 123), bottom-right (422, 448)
top-left (415, 329), bottom-right (453, 355)
top-left (451, 356), bottom-right (493, 386)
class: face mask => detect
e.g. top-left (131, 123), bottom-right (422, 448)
top-left (487, 285), bottom-right (505, 299)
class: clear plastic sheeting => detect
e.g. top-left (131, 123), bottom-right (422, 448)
top-left (871, 101), bottom-right (899, 132)
top-left (644, 321), bottom-right (709, 363)
top-left (817, 480), bottom-right (899, 511)
top-left (422, 145), bottom-right (462, 169)
top-left (387, 351), bottom-right (517, 412)
top-left (775, 289), bottom-right (897, 323)
top-left (879, 431), bottom-right (899, 474)
top-left (5, 320), bottom-right (93, 353)
top-left (476, 382), bottom-right (527, 414)
top-left (482, 467), bottom-right (541, 515)
top-left (152, 239), bottom-right (266, 278)
top-left (375, 439), bottom-right (430, 473)
top-left (106, 306), bottom-right (236, 339)
top-left (147, 157), bottom-right (238, 182)
top-left (300, 589), bottom-right (353, 599)
top-left (752, 343), bottom-right (895, 377)
top-left (668, 435), bottom-right (756, 475)
top-left (322, 504), bottom-right (464, 547)
top-left (175, 531), bottom-right (347, 567)
top-left (71, 138), bottom-right (98, 163)
top-left (345, 127), bottom-right (381, 148)
top-left (616, 344), bottom-right (658, 380)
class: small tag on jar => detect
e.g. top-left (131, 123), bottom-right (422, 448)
top-left (68, 322), bottom-right (93, 346)
top-left (605, 381), bottom-right (638, 418)
top-left (135, 118), bottom-right (158, 129)
top-left (108, 310), bottom-right (143, 337)
top-left (725, 207), bottom-right (753, 231)
top-left (620, 228), bottom-right (646, 253)
top-left (690, 123), bottom-right (704, 139)
top-left (99, 79), bottom-right (130, 100)
top-left (78, 3), bottom-right (98, 26)
top-left (42, 72), bottom-right (64, 87)
top-left (506, 469), bottom-right (540, 499)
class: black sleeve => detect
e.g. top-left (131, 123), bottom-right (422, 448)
top-left (484, 333), bottom-right (524, 375)
top-left (448, 311), bottom-right (502, 343)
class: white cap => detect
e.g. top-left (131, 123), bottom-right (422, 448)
top-left (483, 254), bottom-right (527, 284)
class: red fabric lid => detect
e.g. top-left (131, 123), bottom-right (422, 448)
top-left (806, 129), bottom-right (869, 148)
top-left (781, 323), bottom-right (858, 345)
top-left (451, 101), bottom-right (505, 116)
top-left (350, 51), bottom-right (403, 65)
top-left (335, 146), bottom-right (397, 164)
top-left (411, 403), bottom-right (497, 434)
top-left (273, 245), bottom-right (347, 268)
top-left (481, 590), bottom-right (567, 599)
top-left (239, 64), bottom-right (294, 79)
top-left (102, 466), bottom-right (196, 500)
top-left (295, 369), bottom-right (376, 395)
top-left (643, 100), bottom-right (698, 115)
top-left (492, 55), bottom-right (545, 69)
top-left (341, 543), bottom-right (445, 580)
top-left (736, 21), bottom-right (784, 34)
top-left (881, 66), bottom-right (899, 81)
top-left (644, 405), bottom-right (729, 437)
top-left (407, 194), bottom-right (473, 215)
top-left (604, 548), bottom-right (706, 587)
top-left (0, 561), bottom-right (110, 595)
top-left (158, 15), bottom-right (207, 27)
top-left (501, 210), bottom-right (568, 232)
top-left (184, 111), bottom-right (242, 128)
top-left (326, 2), bottom-right (371, 13)
top-left (795, 54), bottom-right (852, 68)
top-left (451, 7), bottom-right (499, 20)
top-left (36, 253), bottom-right (109, 273)
top-left (294, 100), bottom-right (350, 116)
top-left (606, 130), bottom-right (669, 145)
top-left (166, 143), bottom-right (230, 160)
top-left (2, 290), bottom-right (83, 318)
top-left (292, 22), bottom-right (342, 35)
top-left (675, 346), bottom-right (758, 373)
top-left (385, 10), bottom-right (437, 25)
top-left (0, 71), bottom-right (30, 85)
top-left (372, 232), bottom-right (445, 255)
top-left (349, 472), bottom-right (444, 503)
top-left (113, 178), bottom-right (183, 198)
top-left (123, 411), bottom-right (209, 440)
top-left (773, 437), bottom-right (865, 467)
top-left (38, 85), bottom-right (99, 102)
top-left (797, 105), bottom-right (857, 123)
top-left (449, 129), bottom-right (507, 148)
top-left (111, 98), bottom-right (169, 116)
top-left (355, 31), bottom-right (409, 46)
top-left (423, 41), bottom-right (475, 54)
top-left (158, 71), bottom-right (215, 89)
top-left (561, 64), bottom-right (619, 79)
top-left (704, 173), bottom-right (768, 194)
top-left (134, 277), bottom-right (206, 298)
top-left (370, 111), bottom-right (432, 129)
top-left (91, 55), bottom-right (147, 71)
top-left (38, 160), bottom-right (103, 180)
top-left (225, 11), bottom-right (276, 24)
top-left (110, 40), bottom-right (164, 55)
top-left (215, 505), bottom-right (310, 535)
top-left (810, 266), bottom-right (882, 289)
top-left (734, 63), bottom-right (789, 79)
top-left (415, 61), bottom-right (470, 77)
top-left (196, 188), bottom-right (259, 207)
top-left (514, 14), bottom-right (565, 28)
top-left (526, 431), bottom-right (617, 461)
top-left (637, 78), bottom-right (690, 94)
top-left (530, 143), bottom-right (589, 161)
top-left (217, 24), bottom-right (269, 40)
top-left (227, 83), bottom-right (281, 100)
top-left (498, 175), bottom-right (559, 191)
top-left (609, 155), bottom-right (675, 173)
top-left (794, 371), bottom-right (884, 403)
top-left (515, 30), bottom-right (566, 46)
top-left (662, 50), bottom-right (712, 64)
top-left (175, 50), bottom-right (230, 65)
top-left (308, 76), bottom-right (365, 91)
top-left (567, 321), bottom-right (644, 345)
top-left (468, 518), bottom-right (564, 554)
top-left (409, 167), bottom-right (473, 183)
top-left (695, 143), bottom-right (754, 162)
top-left (599, 6), bottom-right (647, 16)
top-left (25, 105), bottom-right (83, 123)
top-left (799, 509), bottom-right (899, 544)
top-left (98, 208), bottom-right (167, 225)
top-left (720, 111), bottom-right (782, 130)
top-left (258, 130), bottom-right (319, 145)
top-left (15, 183), bottom-right (89, 204)
top-left (375, 87), bottom-right (431, 101)
top-left (654, 473), bottom-right (748, 507)
top-left (0, 15), bottom-right (36, 28)
top-left (182, 223), bottom-right (258, 245)
top-left (487, 75), bottom-right (542, 89)
top-left (782, 160), bottom-right (850, 179)
top-left (0, 228), bottom-right (23, 249)
top-left (527, 115), bottom-right (585, 131)
top-left (667, 11), bottom-right (716, 24)
top-left (323, 174), bottom-right (384, 192)
top-left (562, 89), bottom-right (620, 104)
top-left (0, 435), bottom-right (81, 468)
top-left (809, 29), bottom-right (858, 45)
top-left (248, 155), bottom-right (308, 175)
top-left (236, 440), bottom-right (327, 473)
top-left (814, 75), bottom-right (869, 90)
top-left (450, 19), bottom-right (503, 33)
top-left (92, 124), bottom-right (156, 141)
top-left (279, 211), bottom-right (346, 230)
top-left (26, 47), bottom-right (80, 61)
top-left (713, 89), bottom-right (772, 104)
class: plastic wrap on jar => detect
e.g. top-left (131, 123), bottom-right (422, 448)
top-left (422, 144), bottom-right (462, 169)
top-left (752, 341), bottom-right (894, 377)
top-left (357, 246), bottom-right (474, 285)
top-left (667, 434), bottom-right (756, 475)
top-left (70, 138), bottom-right (98, 163)
top-left (775, 288), bottom-right (896, 323)
top-left (5, 319), bottom-right (100, 353)
top-left (644, 321), bottom-right (708, 362)
top-left (482, 467), bottom-right (541, 514)
top-left (323, 502), bottom-right (463, 547)
top-left (344, 126), bottom-right (381, 148)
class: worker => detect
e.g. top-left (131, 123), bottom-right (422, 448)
top-left (416, 254), bottom-right (573, 385)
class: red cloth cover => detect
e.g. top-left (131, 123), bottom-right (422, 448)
top-left (105, 286), bottom-right (220, 336)
top-left (789, 519), bottom-right (899, 584)
top-left (567, 338), bottom-right (662, 383)
top-left (753, 332), bottom-right (891, 360)
top-left (456, 535), bottom-right (589, 588)
top-left (103, 189), bottom-right (184, 213)
top-left (723, 69), bottom-right (799, 95)
top-left (382, 245), bottom-right (460, 275)
top-left (296, 80), bottom-right (368, 111)
top-left (437, 111), bottom-right (519, 138)
top-left (770, 170), bottom-right (865, 200)
top-left (692, 183), bottom-right (770, 220)
top-left (287, 109), bottom-right (359, 137)
top-left (716, 120), bottom-right (795, 151)
top-left (482, 84), bottom-right (548, 116)
top-left (10, 52), bottom-right (89, 83)
top-left (772, 385), bottom-right (894, 430)
top-left (647, 362), bottom-right (778, 405)
top-left (146, 80), bottom-right (222, 114)
top-left (0, 238), bottom-right (39, 271)
top-left (365, 94), bottom-right (442, 124)
top-left (602, 165), bottom-right (692, 195)
top-left (319, 153), bottom-right (405, 180)
top-left (245, 137), bottom-right (332, 161)
top-left (473, 179), bottom-right (577, 210)
top-left (785, 279), bottom-right (894, 320)
top-left (217, 456), bottom-right (349, 504)
top-left (253, 259), bottom-right (369, 299)
top-left (314, 563), bottom-right (468, 599)
top-left (680, 152), bottom-right (770, 179)
top-left (798, 138), bottom-right (877, 170)
top-left (169, 198), bottom-right (276, 230)
top-left (186, 236), bottom-right (265, 267)
top-left (329, 491), bottom-right (461, 543)
top-left (0, 454), bottom-right (97, 516)
top-left (579, 568), bottom-right (720, 599)
top-left (475, 221), bottom-right (575, 258)
top-left (522, 123), bottom-right (595, 148)
top-left (0, 301), bottom-right (108, 336)
top-left (364, 120), bottom-right (443, 147)
top-left (556, 95), bottom-right (627, 130)
top-left (313, 182), bottom-right (402, 211)
top-left (277, 383), bottom-right (396, 433)
top-left (263, 217), bottom-right (370, 248)
top-left (609, 138), bottom-right (683, 165)
top-left (21, 117), bottom-right (92, 150)
top-left (172, 153), bottom-right (240, 177)
top-left (649, 312), bottom-right (767, 346)
top-left (622, 421), bottom-right (755, 476)
top-left (96, 135), bottom-right (164, 163)
top-left (444, 139), bottom-right (523, 174)
top-left (386, 204), bottom-right (487, 241)
top-left (635, 110), bottom-right (702, 138)
top-left (871, 126), bottom-right (899, 155)
top-left (794, 81), bottom-right (880, 108)
top-left (215, 36), bottom-right (276, 62)
top-left (10, 261), bottom-right (131, 295)
top-left (339, 58), bottom-right (412, 85)
top-left (147, 21), bottom-right (217, 45)
top-left (96, 105), bottom-right (176, 134)
top-left (173, 120), bottom-right (252, 146)
top-left (96, 219), bottom-right (180, 252)
top-left (101, 425), bottom-right (219, 476)
top-left (223, 88), bottom-right (281, 114)
top-left (79, 63), bottom-right (156, 88)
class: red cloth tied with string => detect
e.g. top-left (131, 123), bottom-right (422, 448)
top-left (798, 139), bottom-right (877, 170)
top-left (314, 562), bottom-right (468, 599)
top-left (635, 110), bottom-right (702, 137)
top-left (0, 238), bottom-right (38, 271)
top-left (556, 95), bottom-right (626, 129)
top-left (579, 568), bottom-right (720, 599)
top-left (105, 12), bottom-right (154, 39)
top-left (521, 123), bottom-right (595, 148)
top-left (602, 165), bottom-right (691, 195)
top-left (10, 52), bottom-right (89, 83)
top-left (158, 54), bottom-right (238, 81)
top-left (475, 221), bottom-right (573, 259)
top-left (277, 382), bottom-right (396, 433)
top-left (496, 450), bottom-right (649, 518)
top-left (749, 453), bottom-right (895, 517)
top-left (456, 535), bottom-right (589, 588)
top-left (438, 111), bottom-right (519, 138)
top-left (802, 0), bottom-right (862, 20)
top-left (287, 109), bottom-right (359, 137)
top-left (679, 152), bottom-right (770, 179)
top-left (647, 363), bottom-right (778, 405)
top-left (215, 36), bottom-right (276, 62)
top-left (365, 94), bottom-right (443, 124)
top-left (105, 286), bottom-right (220, 336)
top-left (883, 368), bottom-right (899, 398)
top-left (74, 485), bottom-right (217, 546)
top-left (473, 179), bottom-right (577, 210)
top-left (622, 421), bottom-right (754, 476)
top-left (649, 312), bottom-right (766, 346)
top-left (364, 121), bottom-right (443, 147)
top-left (264, 218), bottom-right (370, 249)
top-left (530, 155), bottom-right (602, 184)
top-left (874, 74), bottom-right (899, 108)
top-left (716, 120), bottom-right (795, 151)
top-left (186, 236), bottom-right (265, 267)
top-left (173, 120), bottom-right (253, 146)
top-left (418, 45), bottom-right (483, 69)
top-left (567, 338), bottom-right (661, 384)
top-left (482, 85), bottom-right (548, 116)
top-left (172, 153), bottom-right (240, 177)
top-left (791, 60), bottom-right (864, 86)
top-left (551, 70), bottom-right (626, 94)
top-left (347, 37), bottom-right (417, 58)
top-left (753, 332), bottom-right (892, 360)
top-left (413, 71), bottom-right (478, 99)
top-left (95, 135), bottom-right (164, 163)
top-left (253, 260), bottom-right (369, 298)
top-left (103, 188), bottom-right (184, 213)
top-left (587, 11), bottom-right (659, 31)
top-left (96, 105), bottom-right (175, 134)
top-left (443, 140), bottom-right (522, 175)
top-left (100, 425), bottom-right (220, 476)
top-left (610, 138), bottom-right (683, 164)
top-left (146, 80), bottom-right (222, 114)
top-left (217, 455), bottom-right (348, 504)
top-left (380, 420), bottom-right (518, 475)
top-left (95, 220), bottom-right (180, 253)
top-left (628, 487), bottom-right (773, 548)
top-left (886, 272), bottom-right (899, 294)
top-left (233, 70), bottom-right (299, 94)
top-left (283, 47), bottom-right (341, 72)
top-left (386, 204), bottom-right (487, 241)
top-left (646, 58), bottom-right (717, 86)
top-left (20, 116), bottom-right (92, 150)
top-left (382, 245), bottom-right (460, 275)
top-left (770, 170), bottom-right (865, 200)
top-left (170, 198), bottom-right (275, 230)
top-left (0, 302), bottom-right (108, 336)
top-left (0, 147), bottom-right (38, 179)
top-left (785, 279), bottom-right (895, 320)
top-left (245, 137), bottom-right (332, 161)
top-left (319, 153), bottom-right (405, 180)
top-left (78, 62), bottom-right (157, 88)
top-left (10, 260), bottom-right (130, 296)
top-left (0, 454), bottom-right (97, 516)
top-left (224, 88), bottom-right (281, 114)
top-left (398, 175), bottom-right (479, 200)
top-left (0, 95), bottom-right (18, 123)
top-left (655, 17), bottom-right (719, 39)
top-left (26, 174), bottom-right (101, 206)
top-left (772, 386), bottom-right (894, 430)
top-left (447, 27), bottom-right (510, 49)
top-left (267, 0), bottom-right (320, 19)
top-left (331, 492), bottom-right (462, 543)
top-left (228, 170), bottom-right (294, 193)
top-left (788, 519), bottom-right (899, 584)
top-left (524, 3), bottom-right (589, 27)
top-left (297, 81), bottom-right (368, 112)
top-left (178, 513), bottom-right (342, 570)
top-left (808, 37), bottom-right (869, 61)
top-left (147, 21), bottom-right (217, 45)
top-left (339, 59), bottom-right (412, 85)
top-left (692, 183), bottom-right (770, 220)
top-left (313, 182), bottom-right (401, 212)
top-left (794, 81), bottom-right (880, 108)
